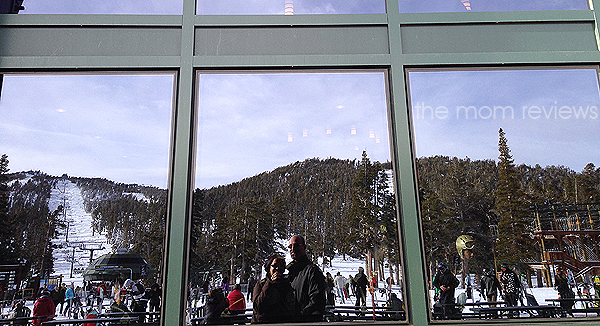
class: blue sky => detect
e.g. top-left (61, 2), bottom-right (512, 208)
top-left (0, 72), bottom-right (391, 189)
top-left (409, 68), bottom-right (600, 172)
top-left (2, 69), bottom-right (599, 189)
top-left (196, 72), bottom-right (390, 189)
top-left (0, 74), bottom-right (174, 188)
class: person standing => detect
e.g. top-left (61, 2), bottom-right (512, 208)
top-left (481, 269), bottom-right (502, 304)
top-left (500, 263), bottom-right (521, 317)
top-left (247, 273), bottom-right (257, 302)
top-left (287, 235), bottom-right (326, 322)
top-left (251, 255), bottom-right (297, 324)
top-left (555, 267), bottom-right (575, 316)
top-left (334, 272), bottom-right (345, 304)
top-left (62, 284), bottom-right (75, 316)
top-left (33, 290), bottom-right (55, 326)
top-left (354, 267), bottom-right (368, 309)
top-left (56, 284), bottom-right (66, 316)
top-left (432, 262), bottom-right (459, 319)
top-left (325, 272), bottom-right (335, 306)
top-left (145, 283), bottom-right (161, 312)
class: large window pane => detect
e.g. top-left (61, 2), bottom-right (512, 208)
top-left (0, 73), bottom-right (173, 321)
top-left (18, 0), bottom-right (182, 15)
top-left (408, 68), bottom-right (600, 320)
top-left (400, 0), bottom-right (588, 13)
top-left (189, 72), bottom-right (405, 324)
top-left (197, 0), bottom-right (385, 15)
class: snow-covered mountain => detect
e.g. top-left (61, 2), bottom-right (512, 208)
top-left (48, 178), bottom-right (112, 284)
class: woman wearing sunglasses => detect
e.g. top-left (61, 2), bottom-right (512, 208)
top-left (251, 255), bottom-right (299, 323)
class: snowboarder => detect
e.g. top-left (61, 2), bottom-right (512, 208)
top-left (500, 263), bottom-right (521, 317)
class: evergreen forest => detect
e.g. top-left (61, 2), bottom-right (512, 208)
top-left (1, 129), bottom-right (600, 289)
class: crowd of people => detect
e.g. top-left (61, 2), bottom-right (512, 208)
top-left (200, 235), bottom-right (405, 325)
top-left (29, 278), bottom-right (162, 324)
top-left (431, 260), bottom-right (593, 319)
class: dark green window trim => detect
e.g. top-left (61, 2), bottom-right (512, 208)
top-left (3, 1), bottom-right (600, 325)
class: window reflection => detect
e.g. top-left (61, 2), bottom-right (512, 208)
top-left (0, 74), bottom-right (172, 320)
top-left (189, 72), bottom-right (404, 324)
top-left (197, 0), bottom-right (385, 15)
top-left (408, 68), bottom-right (600, 320)
top-left (18, 0), bottom-right (182, 15)
top-left (400, 0), bottom-right (588, 13)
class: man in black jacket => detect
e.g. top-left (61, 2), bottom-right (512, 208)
top-left (481, 268), bottom-right (502, 303)
top-left (354, 267), bottom-right (368, 309)
top-left (287, 235), bottom-right (326, 322)
top-left (432, 262), bottom-right (459, 318)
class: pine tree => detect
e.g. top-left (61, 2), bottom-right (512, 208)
top-left (346, 151), bottom-right (390, 274)
top-left (0, 154), bottom-right (19, 264)
top-left (495, 129), bottom-right (531, 265)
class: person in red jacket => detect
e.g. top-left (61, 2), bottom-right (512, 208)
top-left (227, 284), bottom-right (246, 314)
top-left (33, 290), bottom-right (56, 326)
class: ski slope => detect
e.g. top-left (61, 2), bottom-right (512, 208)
top-left (48, 179), bottom-right (112, 284)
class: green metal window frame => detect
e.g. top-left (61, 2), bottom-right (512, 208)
top-left (2, 1), bottom-right (600, 325)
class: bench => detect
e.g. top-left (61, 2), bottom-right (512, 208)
top-left (189, 314), bottom-right (252, 325)
top-left (41, 317), bottom-right (139, 325)
top-left (0, 315), bottom-right (56, 325)
top-left (546, 298), bottom-right (600, 316)
top-left (325, 305), bottom-right (405, 322)
top-left (471, 305), bottom-right (561, 319)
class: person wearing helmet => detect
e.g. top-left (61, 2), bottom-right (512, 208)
top-left (432, 262), bottom-right (459, 318)
top-left (481, 268), bottom-right (502, 304)
top-left (499, 263), bottom-right (521, 317)
top-left (554, 267), bottom-right (575, 316)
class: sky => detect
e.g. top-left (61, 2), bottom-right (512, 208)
top-left (409, 68), bottom-right (600, 172)
top-left (17, 0), bottom-right (587, 15)
top-left (0, 74), bottom-right (174, 188)
top-left (196, 72), bottom-right (390, 189)
top-left (4, 1), bottom-right (599, 189)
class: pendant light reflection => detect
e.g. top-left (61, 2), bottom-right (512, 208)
top-left (461, 0), bottom-right (472, 10)
top-left (285, 0), bottom-right (294, 15)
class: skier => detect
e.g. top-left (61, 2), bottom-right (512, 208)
top-left (432, 262), bottom-right (459, 319)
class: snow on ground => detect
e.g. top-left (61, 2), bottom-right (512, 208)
top-left (6, 178), bottom-right (599, 320)
top-left (48, 178), bottom-right (112, 285)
